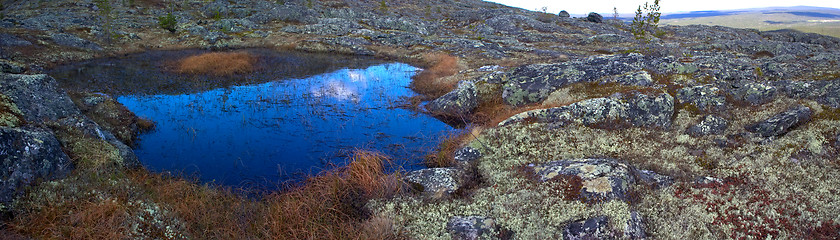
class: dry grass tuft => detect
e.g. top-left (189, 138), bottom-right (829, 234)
top-left (410, 53), bottom-right (461, 98)
top-left (425, 130), bottom-right (476, 167)
top-left (174, 51), bottom-right (257, 76)
top-left (9, 149), bottom-right (402, 240)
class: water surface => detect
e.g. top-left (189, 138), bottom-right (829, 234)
top-left (51, 50), bottom-right (453, 189)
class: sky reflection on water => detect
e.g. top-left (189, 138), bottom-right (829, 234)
top-left (117, 63), bottom-right (453, 189)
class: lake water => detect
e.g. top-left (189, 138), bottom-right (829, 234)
top-left (50, 49), bottom-right (453, 190)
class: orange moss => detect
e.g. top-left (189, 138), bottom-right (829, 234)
top-left (175, 51), bottom-right (257, 76)
top-left (410, 53), bottom-right (461, 98)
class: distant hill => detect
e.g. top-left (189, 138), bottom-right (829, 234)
top-left (659, 6), bottom-right (840, 38)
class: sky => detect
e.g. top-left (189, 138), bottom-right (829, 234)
top-left (483, 0), bottom-right (840, 15)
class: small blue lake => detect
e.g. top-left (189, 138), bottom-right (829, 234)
top-left (51, 49), bottom-right (454, 189)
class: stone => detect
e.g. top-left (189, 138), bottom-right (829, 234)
top-left (500, 91), bottom-right (673, 129)
top-left (634, 169), bottom-right (674, 189)
top-left (586, 12), bottom-right (603, 23)
top-left (50, 33), bottom-right (103, 51)
top-left (1, 126), bottom-right (73, 204)
top-left (0, 33), bottom-right (32, 47)
top-left (426, 81), bottom-right (478, 119)
top-left (746, 105), bottom-right (812, 138)
top-left (528, 158), bottom-right (635, 201)
top-left (676, 84), bottom-right (727, 113)
top-left (403, 168), bottom-right (464, 196)
top-left (563, 216), bottom-right (610, 240)
top-left (55, 116), bottom-right (140, 169)
top-left (447, 216), bottom-right (499, 240)
top-left (558, 10), bottom-right (570, 18)
top-left (686, 115), bottom-right (728, 137)
top-left (0, 74), bottom-right (81, 123)
top-left (624, 211), bottom-right (647, 239)
top-left (608, 71), bottom-right (654, 86)
top-left (0, 59), bottom-right (26, 74)
top-left (502, 53), bottom-right (647, 106)
top-left (727, 81), bottom-right (777, 105)
top-left (0, 93), bottom-right (24, 128)
top-left (453, 146), bottom-right (482, 163)
top-left (776, 80), bottom-right (840, 108)
top-left (584, 34), bottom-right (629, 44)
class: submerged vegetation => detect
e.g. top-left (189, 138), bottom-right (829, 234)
top-left (174, 51), bottom-right (257, 76)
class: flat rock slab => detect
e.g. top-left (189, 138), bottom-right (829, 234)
top-left (1, 126), bottom-right (73, 204)
top-left (687, 115), bottom-right (728, 137)
top-left (447, 216), bottom-right (500, 240)
top-left (0, 73), bottom-right (81, 123)
top-left (500, 91), bottom-right (673, 129)
top-left (677, 84), bottom-right (727, 113)
top-left (502, 53), bottom-right (647, 106)
top-left (746, 105), bottom-right (812, 137)
top-left (527, 158), bottom-right (635, 201)
top-left (563, 216), bottom-right (610, 240)
top-left (403, 167), bottom-right (464, 195)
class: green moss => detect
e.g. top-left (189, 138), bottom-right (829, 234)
top-left (0, 93), bottom-right (24, 127)
top-left (49, 123), bottom-right (124, 169)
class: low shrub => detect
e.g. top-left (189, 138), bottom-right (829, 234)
top-left (158, 12), bottom-right (177, 33)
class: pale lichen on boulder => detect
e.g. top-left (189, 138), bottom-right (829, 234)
top-left (403, 167), bottom-right (465, 197)
top-left (0, 126), bottom-right (73, 204)
top-left (746, 105), bottom-right (812, 137)
top-left (527, 158), bottom-right (635, 201)
top-left (500, 91), bottom-right (674, 129)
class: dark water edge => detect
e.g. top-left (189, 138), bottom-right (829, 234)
top-left (49, 49), bottom-right (455, 192)
top-left (49, 48), bottom-right (385, 96)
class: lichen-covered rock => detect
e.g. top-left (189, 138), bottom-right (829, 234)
top-left (607, 71), bottom-right (654, 86)
top-left (447, 216), bottom-right (500, 240)
top-left (586, 12), bottom-right (603, 23)
top-left (403, 168), bottom-right (464, 196)
top-left (56, 116), bottom-right (141, 169)
top-left (727, 81), bottom-right (776, 105)
top-left (454, 146), bottom-right (482, 164)
top-left (746, 105), bottom-right (812, 137)
top-left (0, 93), bottom-right (24, 128)
top-left (676, 84), bottom-right (727, 113)
top-left (481, 15), bottom-right (562, 34)
top-left (0, 73), bottom-right (81, 123)
top-left (583, 34), bottom-right (629, 44)
top-left (502, 53), bottom-right (646, 106)
top-left (624, 211), bottom-right (647, 239)
top-left (0, 59), bottom-right (26, 74)
top-left (634, 169), bottom-right (674, 189)
top-left (686, 115), bottom-right (728, 137)
top-left (528, 158), bottom-right (635, 201)
top-left (500, 91), bottom-right (673, 129)
top-left (50, 33), bottom-right (103, 51)
top-left (426, 81), bottom-right (478, 118)
top-left (776, 80), bottom-right (840, 108)
top-left (563, 216), bottom-right (610, 240)
top-left (1, 126), bottom-right (73, 204)
top-left (0, 33), bottom-right (33, 47)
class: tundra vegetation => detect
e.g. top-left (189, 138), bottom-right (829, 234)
top-left (1, 0), bottom-right (840, 239)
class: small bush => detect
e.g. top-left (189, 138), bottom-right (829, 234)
top-left (174, 51), bottom-right (257, 76)
top-left (158, 12), bottom-right (177, 33)
top-left (631, 0), bottom-right (661, 39)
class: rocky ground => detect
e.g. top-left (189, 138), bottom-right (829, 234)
top-left (2, 0), bottom-right (840, 239)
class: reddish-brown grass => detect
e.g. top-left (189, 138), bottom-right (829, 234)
top-left (10, 150), bottom-right (402, 240)
top-left (175, 51), bottom-right (257, 76)
top-left (410, 53), bottom-right (461, 98)
top-left (425, 130), bottom-right (474, 167)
